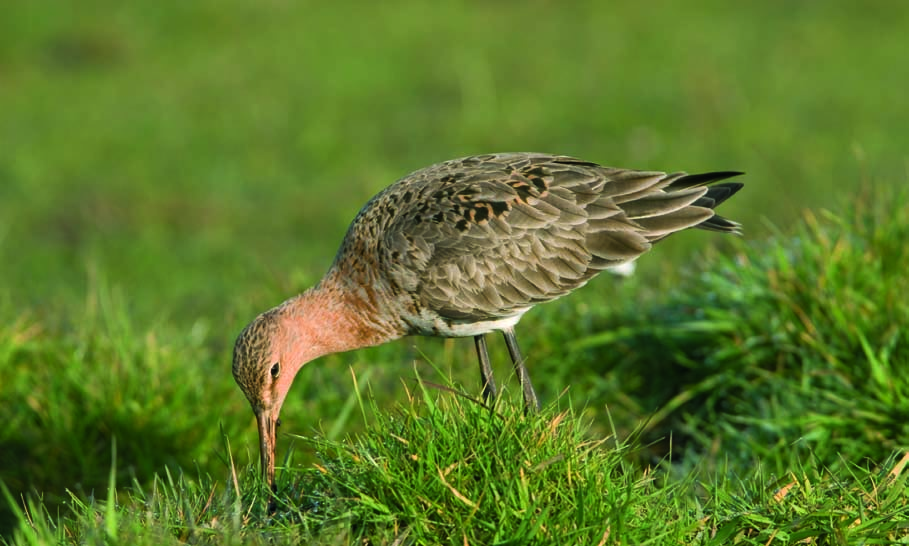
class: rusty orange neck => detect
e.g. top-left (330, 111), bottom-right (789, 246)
top-left (273, 280), bottom-right (403, 369)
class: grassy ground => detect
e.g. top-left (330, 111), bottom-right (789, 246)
top-left (1, 0), bottom-right (908, 543)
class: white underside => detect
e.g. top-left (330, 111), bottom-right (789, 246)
top-left (606, 260), bottom-right (637, 277)
top-left (406, 307), bottom-right (529, 337)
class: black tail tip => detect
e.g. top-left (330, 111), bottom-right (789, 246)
top-left (674, 171), bottom-right (745, 188)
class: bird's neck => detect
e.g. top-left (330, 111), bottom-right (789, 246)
top-left (275, 280), bottom-right (403, 366)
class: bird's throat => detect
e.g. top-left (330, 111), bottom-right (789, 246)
top-left (276, 283), bottom-right (404, 365)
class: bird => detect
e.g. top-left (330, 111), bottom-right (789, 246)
top-left (232, 152), bottom-right (744, 487)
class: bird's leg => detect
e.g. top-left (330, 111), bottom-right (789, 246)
top-left (502, 327), bottom-right (540, 412)
top-left (474, 334), bottom-right (497, 404)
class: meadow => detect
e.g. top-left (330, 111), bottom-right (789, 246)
top-left (1, 1), bottom-right (907, 543)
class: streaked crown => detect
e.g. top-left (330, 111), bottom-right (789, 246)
top-left (232, 311), bottom-right (280, 410)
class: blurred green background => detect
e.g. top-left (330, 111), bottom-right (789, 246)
top-left (1, 0), bottom-right (906, 535)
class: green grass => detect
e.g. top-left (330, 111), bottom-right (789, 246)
top-left (2, 0), bottom-right (909, 543)
top-left (3, 387), bottom-right (909, 544)
top-left (567, 188), bottom-right (909, 474)
top-left (4, 190), bottom-right (909, 544)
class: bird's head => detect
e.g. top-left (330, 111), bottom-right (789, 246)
top-left (231, 288), bottom-right (390, 489)
top-left (232, 310), bottom-right (298, 488)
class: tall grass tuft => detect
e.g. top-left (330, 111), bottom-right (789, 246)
top-left (0, 274), bottom-right (233, 533)
top-left (271, 381), bottom-right (682, 544)
top-left (575, 185), bottom-right (909, 473)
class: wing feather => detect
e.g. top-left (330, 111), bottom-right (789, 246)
top-left (329, 153), bottom-right (744, 327)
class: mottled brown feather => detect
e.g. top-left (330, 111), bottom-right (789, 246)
top-left (327, 153), bottom-right (743, 331)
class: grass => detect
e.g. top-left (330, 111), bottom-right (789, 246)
top-left (3, 387), bottom-right (909, 544)
top-left (567, 188), bottom-right (909, 474)
top-left (4, 189), bottom-right (909, 544)
top-left (2, 0), bottom-right (909, 543)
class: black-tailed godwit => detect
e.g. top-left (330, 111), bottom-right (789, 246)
top-left (232, 152), bottom-right (744, 486)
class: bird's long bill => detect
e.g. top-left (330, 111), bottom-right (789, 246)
top-left (255, 410), bottom-right (277, 490)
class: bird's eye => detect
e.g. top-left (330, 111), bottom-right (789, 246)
top-left (270, 363), bottom-right (280, 379)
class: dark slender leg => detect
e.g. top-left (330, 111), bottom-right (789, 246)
top-left (502, 327), bottom-right (540, 412)
top-left (474, 334), bottom-right (497, 403)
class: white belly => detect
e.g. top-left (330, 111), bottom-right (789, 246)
top-left (404, 307), bottom-right (529, 337)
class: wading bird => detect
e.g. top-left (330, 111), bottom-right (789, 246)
top-left (232, 153), bottom-right (744, 487)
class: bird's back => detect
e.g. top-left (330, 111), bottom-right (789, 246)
top-left (327, 153), bottom-right (742, 337)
